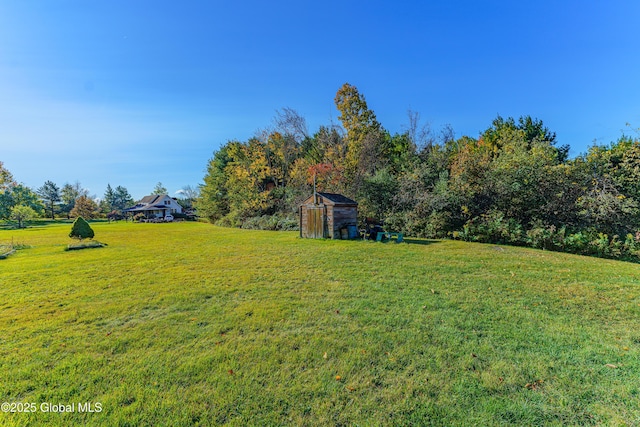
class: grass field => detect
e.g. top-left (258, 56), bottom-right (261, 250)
top-left (0, 221), bottom-right (639, 426)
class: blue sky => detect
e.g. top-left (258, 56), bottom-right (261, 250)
top-left (1, 1), bottom-right (640, 200)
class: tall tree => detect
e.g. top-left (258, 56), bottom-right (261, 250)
top-left (37, 180), bottom-right (61, 220)
top-left (198, 145), bottom-right (231, 222)
top-left (176, 185), bottom-right (199, 210)
top-left (1, 184), bottom-right (44, 219)
top-left (10, 205), bottom-right (37, 228)
top-left (102, 184), bottom-right (117, 212)
top-left (153, 182), bottom-right (168, 195)
top-left (113, 186), bottom-right (134, 210)
top-left (611, 137), bottom-right (640, 201)
top-left (60, 181), bottom-right (89, 219)
top-left (334, 83), bottom-right (387, 194)
top-left (224, 138), bottom-right (271, 220)
top-left (5, 185), bottom-right (44, 217)
top-left (334, 83), bottom-right (381, 143)
top-left (481, 115), bottom-right (568, 162)
top-left (404, 109), bottom-right (434, 153)
top-left (0, 161), bottom-right (14, 189)
top-left (273, 107), bottom-right (309, 145)
top-left (70, 195), bottom-right (99, 219)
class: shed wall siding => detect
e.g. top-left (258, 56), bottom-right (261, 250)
top-left (332, 207), bottom-right (357, 238)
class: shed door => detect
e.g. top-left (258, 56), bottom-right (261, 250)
top-left (306, 206), bottom-right (325, 238)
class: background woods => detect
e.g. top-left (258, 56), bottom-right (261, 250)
top-left (197, 83), bottom-right (640, 261)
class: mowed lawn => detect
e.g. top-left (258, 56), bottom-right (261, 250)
top-left (0, 221), bottom-right (639, 426)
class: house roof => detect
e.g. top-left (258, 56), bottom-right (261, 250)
top-left (124, 194), bottom-right (179, 212)
top-left (123, 204), bottom-right (169, 212)
top-left (140, 194), bottom-right (163, 204)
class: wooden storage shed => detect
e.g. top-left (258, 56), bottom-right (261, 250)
top-left (299, 192), bottom-right (358, 239)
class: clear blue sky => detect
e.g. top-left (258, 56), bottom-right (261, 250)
top-left (2, 1), bottom-right (640, 200)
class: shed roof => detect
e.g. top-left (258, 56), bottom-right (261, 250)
top-left (302, 192), bottom-right (358, 206)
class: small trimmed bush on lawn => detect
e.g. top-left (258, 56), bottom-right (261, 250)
top-left (69, 216), bottom-right (95, 240)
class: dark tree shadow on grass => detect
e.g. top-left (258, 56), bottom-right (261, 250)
top-left (402, 239), bottom-right (441, 246)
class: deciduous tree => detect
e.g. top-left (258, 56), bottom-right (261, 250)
top-left (60, 182), bottom-right (89, 219)
top-left (70, 195), bottom-right (99, 219)
top-left (334, 83), bottom-right (383, 183)
top-left (0, 184), bottom-right (44, 219)
top-left (10, 205), bottom-right (36, 228)
top-left (0, 161), bottom-right (14, 189)
top-left (176, 185), bottom-right (199, 210)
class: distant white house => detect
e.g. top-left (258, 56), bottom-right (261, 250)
top-left (124, 194), bottom-right (183, 219)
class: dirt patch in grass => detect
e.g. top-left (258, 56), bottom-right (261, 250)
top-left (65, 240), bottom-right (108, 251)
top-left (0, 248), bottom-right (16, 259)
top-left (0, 242), bottom-right (30, 259)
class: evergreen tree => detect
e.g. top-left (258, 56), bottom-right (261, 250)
top-left (69, 217), bottom-right (95, 240)
top-left (102, 184), bottom-right (116, 212)
top-left (37, 180), bottom-right (61, 220)
top-left (114, 186), bottom-right (134, 210)
top-left (153, 182), bottom-right (168, 195)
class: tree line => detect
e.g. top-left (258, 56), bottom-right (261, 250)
top-left (0, 174), bottom-right (136, 225)
top-left (0, 169), bottom-right (199, 227)
top-left (198, 82), bottom-right (640, 261)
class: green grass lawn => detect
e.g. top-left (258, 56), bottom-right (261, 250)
top-left (0, 221), bottom-right (639, 426)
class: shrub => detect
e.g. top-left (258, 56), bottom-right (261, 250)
top-left (623, 233), bottom-right (640, 259)
top-left (215, 211), bottom-right (243, 228)
top-left (276, 215), bottom-right (299, 231)
top-left (460, 211), bottom-right (523, 244)
top-left (525, 221), bottom-right (565, 251)
top-left (172, 212), bottom-right (193, 221)
top-left (590, 233), bottom-right (621, 258)
top-left (69, 217), bottom-right (95, 240)
top-left (107, 210), bottom-right (124, 221)
top-left (563, 232), bottom-right (590, 255)
top-left (240, 214), bottom-right (299, 231)
top-left (422, 212), bottom-right (453, 239)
